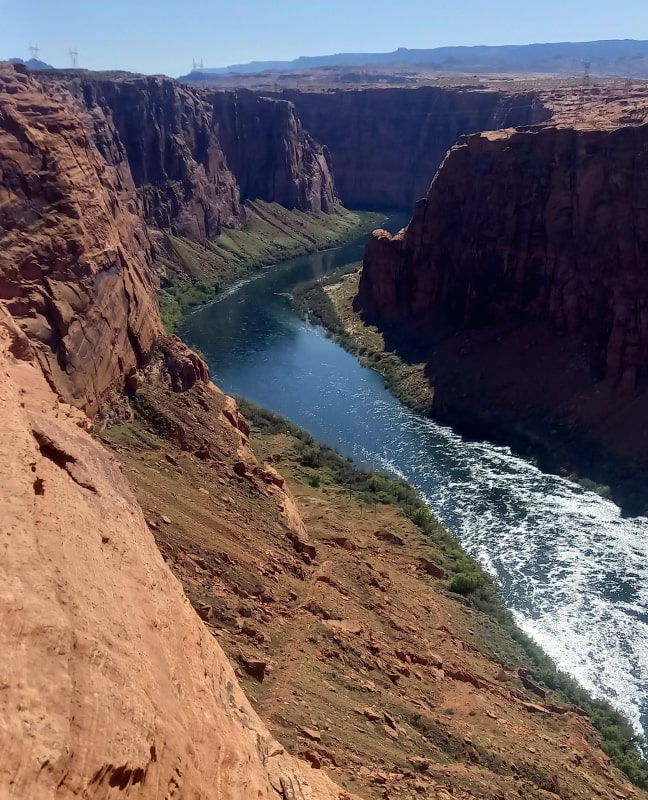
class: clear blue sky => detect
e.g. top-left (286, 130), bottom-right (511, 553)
top-left (1, 0), bottom-right (647, 76)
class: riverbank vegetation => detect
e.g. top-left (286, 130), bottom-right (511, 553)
top-left (293, 269), bottom-right (634, 513)
top-left (237, 397), bottom-right (648, 789)
top-left (156, 203), bottom-right (384, 332)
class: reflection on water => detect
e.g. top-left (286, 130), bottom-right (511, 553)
top-left (181, 215), bottom-right (648, 741)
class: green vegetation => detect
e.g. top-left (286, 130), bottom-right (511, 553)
top-left (292, 269), bottom-right (433, 413)
top-left (237, 396), bottom-right (648, 789)
top-left (157, 203), bottom-right (384, 332)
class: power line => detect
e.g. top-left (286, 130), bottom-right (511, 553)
top-left (192, 59), bottom-right (204, 72)
top-left (69, 48), bottom-right (79, 69)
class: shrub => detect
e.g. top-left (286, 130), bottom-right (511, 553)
top-left (448, 572), bottom-right (481, 596)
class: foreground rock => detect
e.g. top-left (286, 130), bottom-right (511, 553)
top-left (104, 381), bottom-right (647, 800)
top-left (0, 309), bottom-right (354, 800)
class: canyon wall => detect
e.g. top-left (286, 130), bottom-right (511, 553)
top-left (271, 87), bottom-right (550, 209)
top-left (73, 75), bottom-right (337, 238)
top-left (74, 75), bottom-right (243, 239)
top-left (0, 63), bottom-right (352, 799)
top-left (0, 64), bottom-right (161, 417)
top-left (0, 65), bottom-right (341, 417)
top-left (357, 122), bottom-right (648, 500)
top-left (209, 89), bottom-right (337, 212)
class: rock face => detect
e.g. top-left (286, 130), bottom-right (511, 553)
top-left (209, 89), bottom-right (337, 212)
top-left (359, 124), bottom-right (648, 387)
top-left (71, 75), bottom-right (337, 238)
top-left (272, 87), bottom-right (550, 209)
top-left (357, 123), bottom-right (648, 499)
top-left (0, 64), bottom-right (341, 418)
top-left (73, 74), bottom-right (244, 239)
top-left (0, 307), bottom-right (353, 800)
top-left (0, 64), bottom-right (161, 417)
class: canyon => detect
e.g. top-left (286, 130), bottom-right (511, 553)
top-left (2, 57), bottom-right (648, 799)
top-left (266, 87), bottom-right (548, 209)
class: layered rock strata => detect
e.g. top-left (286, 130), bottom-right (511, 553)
top-left (209, 89), bottom-right (336, 212)
top-left (71, 75), bottom-right (337, 237)
top-left (271, 87), bottom-right (550, 209)
top-left (0, 64), bottom-right (161, 417)
top-left (73, 74), bottom-right (243, 239)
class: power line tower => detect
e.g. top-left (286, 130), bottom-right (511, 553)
top-left (577, 61), bottom-right (592, 117)
top-left (192, 59), bottom-right (204, 71)
top-left (28, 43), bottom-right (40, 60)
top-left (69, 48), bottom-right (79, 69)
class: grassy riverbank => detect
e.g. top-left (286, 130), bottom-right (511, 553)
top-left (156, 202), bottom-right (384, 332)
top-left (293, 268), bottom-right (648, 514)
top-left (237, 398), bottom-right (648, 789)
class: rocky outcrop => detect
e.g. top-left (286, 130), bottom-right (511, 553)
top-left (357, 122), bottom-right (648, 500)
top-left (72, 74), bottom-right (244, 239)
top-left (0, 64), bottom-right (161, 417)
top-left (69, 75), bottom-right (338, 237)
top-left (359, 124), bottom-right (648, 387)
top-left (209, 89), bottom-right (337, 212)
top-left (0, 306), bottom-right (354, 800)
top-left (271, 87), bottom-right (550, 209)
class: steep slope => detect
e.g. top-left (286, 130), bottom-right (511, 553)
top-left (73, 74), bottom-right (243, 239)
top-left (208, 89), bottom-right (336, 212)
top-left (357, 121), bottom-right (648, 510)
top-left (0, 64), bottom-right (343, 417)
top-left (0, 63), bottom-right (160, 417)
top-left (0, 305), bottom-right (354, 800)
top-left (99, 383), bottom-right (648, 800)
top-left (266, 87), bottom-right (550, 209)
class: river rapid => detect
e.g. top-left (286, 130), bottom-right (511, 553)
top-left (180, 214), bottom-right (648, 741)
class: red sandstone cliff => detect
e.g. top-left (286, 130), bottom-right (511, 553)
top-left (73, 74), bottom-right (243, 239)
top-left (357, 122), bottom-right (648, 506)
top-left (69, 75), bottom-right (338, 238)
top-left (0, 64), bottom-right (161, 417)
top-left (0, 65), bottom-right (342, 417)
top-left (271, 87), bottom-right (550, 209)
top-left (209, 89), bottom-right (336, 212)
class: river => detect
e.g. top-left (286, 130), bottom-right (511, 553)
top-left (180, 214), bottom-right (648, 742)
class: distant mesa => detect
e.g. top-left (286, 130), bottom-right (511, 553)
top-left (9, 57), bottom-right (54, 70)
top-left (179, 39), bottom-right (648, 80)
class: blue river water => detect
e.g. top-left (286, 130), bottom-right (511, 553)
top-left (180, 215), bottom-right (648, 742)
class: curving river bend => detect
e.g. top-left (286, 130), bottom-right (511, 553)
top-left (181, 214), bottom-right (648, 742)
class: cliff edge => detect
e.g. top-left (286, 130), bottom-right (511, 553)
top-left (0, 62), bottom-right (353, 800)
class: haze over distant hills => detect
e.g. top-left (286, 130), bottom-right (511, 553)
top-left (181, 39), bottom-right (648, 80)
top-left (9, 57), bottom-right (54, 70)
